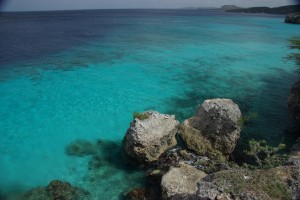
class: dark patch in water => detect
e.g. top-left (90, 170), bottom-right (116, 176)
top-left (0, 192), bottom-right (6, 200)
top-left (65, 140), bottom-right (96, 157)
top-left (65, 139), bottom-right (138, 172)
top-left (165, 54), bottom-right (300, 148)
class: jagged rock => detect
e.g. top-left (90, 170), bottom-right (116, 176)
top-left (124, 111), bottom-right (179, 163)
top-left (169, 194), bottom-right (199, 200)
top-left (285, 14), bottom-right (300, 24)
top-left (179, 124), bottom-right (217, 159)
top-left (46, 180), bottom-right (89, 200)
top-left (287, 138), bottom-right (300, 199)
top-left (289, 138), bottom-right (300, 165)
top-left (271, 166), bottom-right (300, 200)
top-left (123, 187), bottom-right (161, 200)
top-left (288, 80), bottom-right (300, 121)
top-left (123, 188), bottom-right (147, 200)
top-left (161, 163), bottom-right (207, 199)
top-left (180, 168), bottom-right (292, 200)
top-left (19, 180), bottom-right (90, 200)
top-left (168, 168), bottom-right (291, 200)
top-left (179, 99), bottom-right (242, 158)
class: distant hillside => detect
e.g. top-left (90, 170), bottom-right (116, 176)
top-left (226, 4), bottom-right (300, 15)
top-left (220, 5), bottom-right (242, 11)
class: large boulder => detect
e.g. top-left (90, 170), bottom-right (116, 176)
top-left (288, 80), bottom-right (300, 121)
top-left (124, 111), bottom-right (179, 163)
top-left (179, 99), bottom-right (242, 157)
top-left (161, 163), bottom-right (207, 199)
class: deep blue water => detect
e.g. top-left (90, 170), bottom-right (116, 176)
top-left (0, 9), bottom-right (300, 199)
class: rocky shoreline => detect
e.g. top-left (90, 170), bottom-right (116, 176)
top-left (223, 4), bottom-right (300, 15)
top-left (122, 99), bottom-right (300, 200)
top-left (289, 80), bottom-right (300, 121)
top-left (8, 96), bottom-right (300, 200)
top-left (128, 36), bottom-right (296, 200)
top-left (221, 4), bottom-right (300, 24)
top-left (285, 13), bottom-right (300, 24)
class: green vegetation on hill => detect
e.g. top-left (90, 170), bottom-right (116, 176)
top-left (226, 4), bottom-right (300, 15)
top-left (286, 37), bottom-right (300, 71)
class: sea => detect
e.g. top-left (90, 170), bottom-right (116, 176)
top-left (0, 9), bottom-right (299, 199)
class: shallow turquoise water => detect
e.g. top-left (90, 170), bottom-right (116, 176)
top-left (0, 10), bottom-right (300, 199)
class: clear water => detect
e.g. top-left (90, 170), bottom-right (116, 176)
top-left (0, 9), bottom-right (299, 199)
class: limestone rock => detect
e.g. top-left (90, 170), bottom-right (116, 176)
top-left (180, 99), bottom-right (242, 157)
top-left (193, 168), bottom-right (292, 200)
top-left (123, 187), bottom-right (161, 200)
top-left (285, 14), bottom-right (300, 24)
top-left (288, 80), bottom-right (300, 121)
top-left (271, 166), bottom-right (300, 200)
top-left (124, 111), bottom-right (179, 163)
top-left (161, 163), bottom-right (207, 199)
top-left (289, 138), bottom-right (300, 165)
top-left (179, 123), bottom-right (215, 158)
top-left (123, 188), bottom-right (147, 200)
top-left (171, 168), bottom-right (291, 200)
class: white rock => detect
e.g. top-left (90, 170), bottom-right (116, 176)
top-left (124, 111), bottom-right (179, 163)
top-left (161, 163), bottom-right (207, 199)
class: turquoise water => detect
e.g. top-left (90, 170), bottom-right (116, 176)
top-left (0, 9), bottom-right (300, 199)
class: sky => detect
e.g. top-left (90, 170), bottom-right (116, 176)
top-left (0, 0), bottom-right (298, 11)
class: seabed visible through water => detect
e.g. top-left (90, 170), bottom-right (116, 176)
top-left (0, 9), bottom-right (300, 199)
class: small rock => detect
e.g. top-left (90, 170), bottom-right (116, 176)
top-left (19, 180), bottom-right (90, 200)
top-left (161, 163), bottom-right (207, 199)
top-left (178, 150), bottom-right (192, 160)
top-left (123, 188), bottom-right (147, 200)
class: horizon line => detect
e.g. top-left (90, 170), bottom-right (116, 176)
top-left (1, 7), bottom-right (220, 13)
top-left (1, 3), bottom-right (298, 13)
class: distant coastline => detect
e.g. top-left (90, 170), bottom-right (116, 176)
top-left (223, 4), bottom-right (300, 15)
